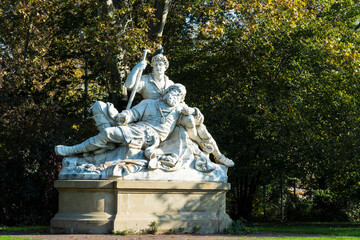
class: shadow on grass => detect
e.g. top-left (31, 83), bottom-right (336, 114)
top-left (0, 226), bottom-right (49, 236)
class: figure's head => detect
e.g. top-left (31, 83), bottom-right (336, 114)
top-left (163, 84), bottom-right (186, 107)
top-left (151, 54), bottom-right (169, 76)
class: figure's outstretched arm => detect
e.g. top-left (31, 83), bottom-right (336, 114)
top-left (125, 60), bottom-right (147, 89)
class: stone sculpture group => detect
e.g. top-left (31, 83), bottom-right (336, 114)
top-left (55, 50), bottom-right (234, 182)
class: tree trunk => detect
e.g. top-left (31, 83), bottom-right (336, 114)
top-left (101, 0), bottom-right (131, 108)
top-left (231, 173), bottom-right (261, 220)
top-left (150, 0), bottom-right (171, 40)
top-left (280, 175), bottom-right (284, 220)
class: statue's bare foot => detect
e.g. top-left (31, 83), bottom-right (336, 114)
top-left (204, 160), bottom-right (217, 172)
top-left (215, 154), bottom-right (235, 167)
top-left (55, 145), bottom-right (74, 156)
top-left (194, 157), bottom-right (216, 173)
top-left (148, 158), bottom-right (159, 170)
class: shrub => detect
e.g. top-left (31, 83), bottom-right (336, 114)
top-left (311, 189), bottom-right (348, 222)
top-left (225, 219), bottom-right (256, 235)
top-left (284, 195), bottom-right (312, 221)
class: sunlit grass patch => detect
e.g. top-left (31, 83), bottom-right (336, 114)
top-left (253, 222), bottom-right (360, 237)
top-left (0, 236), bottom-right (42, 240)
top-left (237, 238), bottom-right (360, 240)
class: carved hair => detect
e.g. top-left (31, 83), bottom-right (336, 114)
top-left (165, 83), bottom-right (186, 102)
top-left (151, 54), bottom-right (169, 70)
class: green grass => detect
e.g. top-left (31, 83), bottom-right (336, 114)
top-left (0, 226), bottom-right (48, 240)
top-left (2, 236), bottom-right (360, 240)
top-left (0, 237), bottom-right (41, 240)
top-left (0, 226), bottom-right (49, 233)
top-left (253, 222), bottom-right (360, 237)
top-left (1, 223), bottom-right (360, 240)
top-left (227, 238), bottom-right (360, 240)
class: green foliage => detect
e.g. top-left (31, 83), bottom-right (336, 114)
top-left (112, 229), bottom-right (136, 235)
top-left (1, 0), bottom-right (360, 225)
top-left (147, 221), bottom-right (159, 235)
top-left (193, 225), bottom-right (201, 234)
top-left (284, 195), bottom-right (312, 221)
top-left (225, 219), bottom-right (257, 235)
top-left (165, 0), bottom-right (360, 220)
top-left (346, 203), bottom-right (360, 222)
top-left (167, 228), bottom-right (176, 234)
top-left (252, 179), bottom-right (355, 222)
top-left (0, 0), bottom-right (155, 225)
top-left (284, 190), bottom-right (348, 222)
top-left (311, 189), bottom-right (348, 222)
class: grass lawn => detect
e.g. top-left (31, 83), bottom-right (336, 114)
top-left (0, 237), bottom-right (41, 240)
top-left (0, 226), bottom-right (49, 233)
top-left (246, 238), bottom-right (360, 240)
top-left (1, 237), bottom-right (360, 240)
top-left (1, 223), bottom-right (360, 239)
top-left (0, 226), bottom-right (48, 240)
top-left (253, 222), bottom-right (360, 237)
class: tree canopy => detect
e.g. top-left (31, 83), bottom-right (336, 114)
top-left (1, 0), bottom-right (360, 224)
top-left (165, 0), bottom-right (360, 219)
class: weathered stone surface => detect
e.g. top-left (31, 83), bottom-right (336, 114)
top-left (50, 180), bottom-right (232, 234)
top-left (58, 156), bottom-right (228, 182)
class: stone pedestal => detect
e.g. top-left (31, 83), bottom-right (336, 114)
top-left (50, 180), bottom-right (231, 234)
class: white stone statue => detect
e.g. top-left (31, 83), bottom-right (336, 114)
top-left (125, 52), bottom-right (234, 167)
top-left (125, 51), bottom-right (174, 100)
top-left (55, 51), bottom-right (233, 182)
top-left (56, 84), bottom-right (189, 158)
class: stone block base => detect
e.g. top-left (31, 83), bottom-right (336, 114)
top-left (50, 180), bottom-right (232, 234)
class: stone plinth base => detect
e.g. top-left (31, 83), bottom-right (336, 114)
top-left (50, 180), bottom-right (232, 234)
